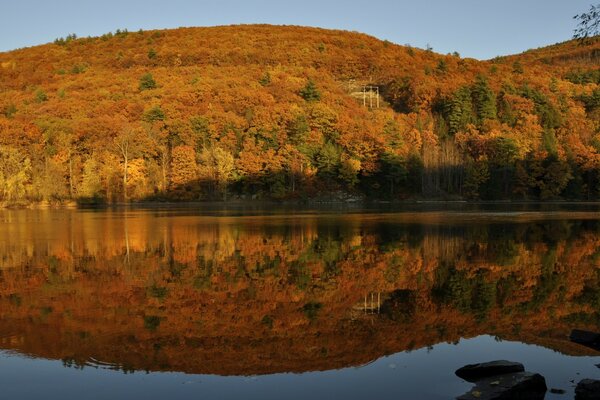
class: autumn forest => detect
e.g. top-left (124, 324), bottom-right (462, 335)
top-left (0, 25), bottom-right (599, 204)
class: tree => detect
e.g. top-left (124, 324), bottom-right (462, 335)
top-left (0, 147), bottom-right (32, 202)
top-left (139, 73), bottom-right (157, 91)
top-left (379, 152), bottom-right (408, 197)
top-left (445, 87), bottom-right (474, 135)
top-left (471, 75), bottom-right (497, 123)
top-left (3, 103), bottom-right (17, 118)
top-left (197, 146), bottom-right (234, 199)
top-left (299, 79), bottom-right (321, 102)
top-left (81, 158), bottom-right (102, 198)
top-left (338, 156), bottom-right (361, 188)
top-left (143, 106), bottom-right (166, 123)
top-left (114, 127), bottom-right (142, 201)
top-left (315, 142), bottom-right (341, 180)
top-left (259, 72), bottom-right (271, 86)
top-left (170, 145), bottom-right (197, 189)
top-left (35, 89), bottom-right (48, 103)
top-left (574, 3), bottom-right (600, 40)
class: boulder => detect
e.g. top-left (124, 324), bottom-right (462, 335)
top-left (456, 372), bottom-right (547, 400)
top-left (455, 360), bottom-right (525, 382)
top-left (576, 379), bottom-right (600, 400)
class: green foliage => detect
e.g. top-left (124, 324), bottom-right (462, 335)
top-left (436, 59), bottom-right (448, 73)
top-left (148, 284), bottom-right (168, 299)
top-left (497, 91), bottom-right (518, 126)
top-left (3, 103), bottom-right (17, 118)
top-left (287, 114), bottom-right (310, 145)
top-left (520, 85), bottom-right (562, 130)
top-left (512, 61), bottom-right (524, 74)
top-left (471, 75), bottom-right (497, 122)
top-left (299, 79), bottom-right (321, 102)
top-left (578, 89), bottom-right (600, 113)
top-left (564, 69), bottom-right (600, 84)
top-left (143, 106), bottom-right (166, 122)
top-left (114, 28), bottom-right (129, 38)
top-left (338, 157), bottom-right (361, 188)
top-left (381, 290), bottom-right (416, 322)
top-left (259, 71), bottom-right (271, 86)
top-left (190, 116), bottom-right (211, 149)
top-left (139, 73), bottom-right (157, 91)
top-left (542, 130), bottom-right (558, 156)
top-left (70, 64), bottom-right (87, 74)
top-left (54, 33), bottom-right (77, 46)
top-left (444, 86), bottom-right (475, 135)
top-left (148, 48), bottom-right (157, 60)
top-left (406, 153), bottom-right (424, 194)
top-left (35, 89), bottom-right (48, 103)
top-left (433, 268), bottom-right (496, 320)
top-left (143, 315), bottom-right (162, 331)
top-left (315, 141), bottom-right (341, 179)
top-left (463, 159), bottom-right (490, 199)
top-left (261, 315), bottom-right (274, 328)
top-left (301, 302), bottom-right (322, 321)
top-left (379, 152), bottom-right (408, 197)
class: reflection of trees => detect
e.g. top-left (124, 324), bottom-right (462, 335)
top-left (1, 213), bottom-right (600, 375)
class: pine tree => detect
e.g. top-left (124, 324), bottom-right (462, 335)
top-left (139, 73), bottom-right (157, 91)
top-left (299, 79), bottom-right (321, 102)
top-left (471, 75), bottom-right (497, 122)
top-left (445, 87), bottom-right (474, 135)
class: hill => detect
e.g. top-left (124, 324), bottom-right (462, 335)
top-left (0, 25), bottom-right (599, 203)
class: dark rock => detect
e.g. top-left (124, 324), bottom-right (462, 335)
top-left (576, 379), bottom-right (600, 400)
top-left (455, 360), bottom-right (525, 382)
top-left (550, 388), bottom-right (566, 394)
top-left (456, 372), bottom-right (547, 400)
top-left (570, 329), bottom-right (600, 351)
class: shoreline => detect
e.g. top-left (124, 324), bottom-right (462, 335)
top-left (2, 198), bottom-right (600, 210)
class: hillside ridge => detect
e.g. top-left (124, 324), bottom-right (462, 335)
top-left (0, 25), bottom-right (599, 204)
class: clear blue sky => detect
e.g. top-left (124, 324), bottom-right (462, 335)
top-left (0, 0), bottom-right (593, 59)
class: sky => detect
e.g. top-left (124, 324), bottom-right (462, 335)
top-left (0, 0), bottom-right (594, 59)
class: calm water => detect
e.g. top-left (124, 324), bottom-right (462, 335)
top-left (1, 205), bottom-right (600, 399)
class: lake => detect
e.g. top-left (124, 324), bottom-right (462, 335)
top-left (1, 204), bottom-right (600, 399)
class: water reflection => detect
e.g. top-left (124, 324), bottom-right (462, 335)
top-left (0, 209), bottom-right (599, 377)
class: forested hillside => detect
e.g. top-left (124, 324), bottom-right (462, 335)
top-left (0, 25), bottom-right (599, 204)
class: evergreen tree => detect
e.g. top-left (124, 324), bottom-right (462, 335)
top-left (445, 87), bottom-right (474, 135)
top-left (471, 75), bottom-right (497, 122)
top-left (35, 89), bottom-right (48, 103)
top-left (299, 79), bottom-right (321, 102)
top-left (259, 72), bottom-right (271, 86)
top-left (143, 106), bottom-right (166, 122)
top-left (139, 73), bottom-right (157, 91)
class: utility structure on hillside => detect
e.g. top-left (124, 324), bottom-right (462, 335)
top-left (362, 85), bottom-right (380, 109)
top-left (347, 80), bottom-right (382, 109)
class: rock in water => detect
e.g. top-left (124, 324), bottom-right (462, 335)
top-left (455, 360), bottom-right (525, 382)
top-left (456, 372), bottom-right (547, 400)
top-left (576, 379), bottom-right (600, 400)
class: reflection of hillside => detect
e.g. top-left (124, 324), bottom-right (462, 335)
top-left (0, 211), bottom-right (600, 375)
